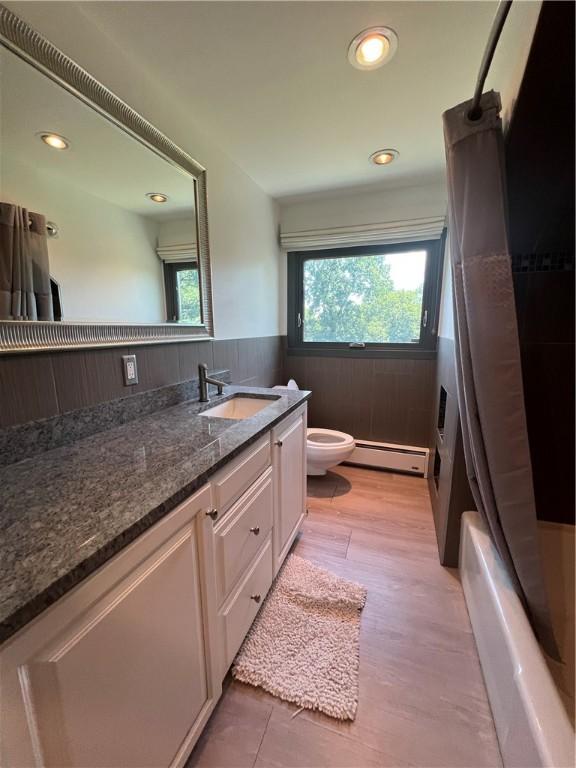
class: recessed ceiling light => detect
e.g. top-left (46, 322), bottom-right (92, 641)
top-left (348, 27), bottom-right (398, 70)
top-left (38, 132), bottom-right (70, 150)
top-left (146, 193), bottom-right (168, 203)
top-left (370, 149), bottom-right (399, 166)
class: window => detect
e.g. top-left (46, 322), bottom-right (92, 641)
top-left (287, 238), bottom-right (444, 357)
top-left (163, 262), bottom-right (202, 324)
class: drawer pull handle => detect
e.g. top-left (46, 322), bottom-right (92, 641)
top-left (206, 508), bottom-right (219, 521)
top-left (275, 440), bottom-right (283, 447)
top-left (250, 526), bottom-right (260, 535)
top-left (250, 593), bottom-right (262, 603)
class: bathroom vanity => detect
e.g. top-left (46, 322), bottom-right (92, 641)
top-left (0, 10), bottom-right (308, 765)
top-left (0, 387), bottom-right (309, 767)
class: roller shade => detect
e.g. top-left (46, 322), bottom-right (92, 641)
top-left (280, 215), bottom-right (446, 251)
top-left (156, 242), bottom-right (197, 263)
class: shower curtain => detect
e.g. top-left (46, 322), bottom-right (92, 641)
top-left (443, 91), bottom-right (558, 658)
top-left (0, 203), bottom-right (54, 321)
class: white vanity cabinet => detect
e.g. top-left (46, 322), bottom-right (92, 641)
top-left (0, 402), bottom-right (307, 768)
top-left (208, 404), bottom-right (307, 675)
top-left (272, 406), bottom-right (307, 574)
top-left (0, 484), bottom-right (221, 768)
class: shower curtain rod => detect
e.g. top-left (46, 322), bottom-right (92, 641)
top-left (468, 0), bottom-right (513, 120)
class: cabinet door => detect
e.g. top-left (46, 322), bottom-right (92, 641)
top-left (3, 485), bottom-right (216, 768)
top-left (273, 407), bottom-right (306, 572)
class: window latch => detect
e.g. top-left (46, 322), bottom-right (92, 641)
top-left (348, 342), bottom-right (366, 349)
top-left (297, 312), bottom-right (303, 328)
top-left (422, 309), bottom-right (428, 328)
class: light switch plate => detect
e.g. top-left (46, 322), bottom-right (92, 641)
top-left (122, 354), bottom-right (138, 386)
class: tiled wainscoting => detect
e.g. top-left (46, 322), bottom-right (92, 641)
top-left (0, 335), bottom-right (284, 428)
top-left (284, 353), bottom-right (435, 447)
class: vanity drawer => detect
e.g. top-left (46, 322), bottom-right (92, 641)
top-left (220, 537), bottom-right (273, 671)
top-left (214, 468), bottom-right (273, 603)
top-left (212, 436), bottom-right (271, 515)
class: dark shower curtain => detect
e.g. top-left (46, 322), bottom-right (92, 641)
top-left (443, 91), bottom-right (558, 658)
top-left (0, 203), bottom-right (54, 321)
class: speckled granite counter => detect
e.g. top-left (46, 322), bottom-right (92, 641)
top-left (0, 385), bottom-right (310, 644)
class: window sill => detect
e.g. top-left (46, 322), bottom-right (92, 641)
top-left (286, 346), bottom-right (437, 360)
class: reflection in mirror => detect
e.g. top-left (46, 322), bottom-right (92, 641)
top-left (0, 45), bottom-right (203, 326)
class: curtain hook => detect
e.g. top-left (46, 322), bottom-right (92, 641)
top-left (27, 217), bottom-right (58, 237)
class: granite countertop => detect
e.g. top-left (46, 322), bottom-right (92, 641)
top-left (0, 385), bottom-right (310, 644)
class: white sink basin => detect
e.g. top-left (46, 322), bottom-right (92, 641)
top-left (201, 397), bottom-right (275, 420)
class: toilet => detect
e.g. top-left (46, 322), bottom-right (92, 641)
top-left (274, 381), bottom-right (355, 476)
top-left (305, 428), bottom-right (356, 476)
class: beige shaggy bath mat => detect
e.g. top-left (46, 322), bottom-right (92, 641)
top-left (232, 554), bottom-right (367, 720)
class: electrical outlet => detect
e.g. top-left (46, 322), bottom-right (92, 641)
top-left (122, 354), bottom-right (138, 386)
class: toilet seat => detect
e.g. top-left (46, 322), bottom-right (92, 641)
top-left (307, 428), bottom-right (355, 447)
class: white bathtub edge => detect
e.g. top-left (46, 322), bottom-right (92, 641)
top-left (459, 511), bottom-right (574, 768)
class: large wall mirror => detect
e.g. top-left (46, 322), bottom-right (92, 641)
top-left (0, 5), bottom-right (213, 353)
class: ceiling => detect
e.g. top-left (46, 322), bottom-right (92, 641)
top-left (5, 1), bottom-right (541, 199)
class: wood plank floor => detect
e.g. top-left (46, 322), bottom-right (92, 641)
top-left (187, 465), bottom-right (502, 768)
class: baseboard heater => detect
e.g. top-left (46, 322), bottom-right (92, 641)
top-left (346, 440), bottom-right (429, 478)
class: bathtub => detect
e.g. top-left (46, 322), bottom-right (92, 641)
top-left (460, 511), bottom-right (575, 768)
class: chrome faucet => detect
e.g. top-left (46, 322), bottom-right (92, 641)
top-left (198, 363), bottom-right (226, 402)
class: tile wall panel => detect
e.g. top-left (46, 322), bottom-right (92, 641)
top-left (0, 336), bottom-right (284, 428)
top-left (284, 353), bottom-right (436, 447)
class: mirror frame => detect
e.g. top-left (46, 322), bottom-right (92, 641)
top-left (0, 4), bottom-right (214, 353)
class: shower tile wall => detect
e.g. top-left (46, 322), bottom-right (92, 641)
top-left (505, 0), bottom-right (575, 525)
top-left (513, 270), bottom-right (574, 524)
top-left (284, 352), bottom-right (436, 447)
top-left (0, 335), bottom-right (284, 428)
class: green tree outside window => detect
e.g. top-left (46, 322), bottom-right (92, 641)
top-left (176, 268), bottom-right (201, 325)
top-left (303, 252), bottom-right (425, 344)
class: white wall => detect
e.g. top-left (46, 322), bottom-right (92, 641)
top-left (158, 219), bottom-right (196, 249)
top-left (3, 158), bottom-right (166, 323)
top-left (487, 0), bottom-right (542, 130)
top-left (7, 1), bottom-right (282, 339)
